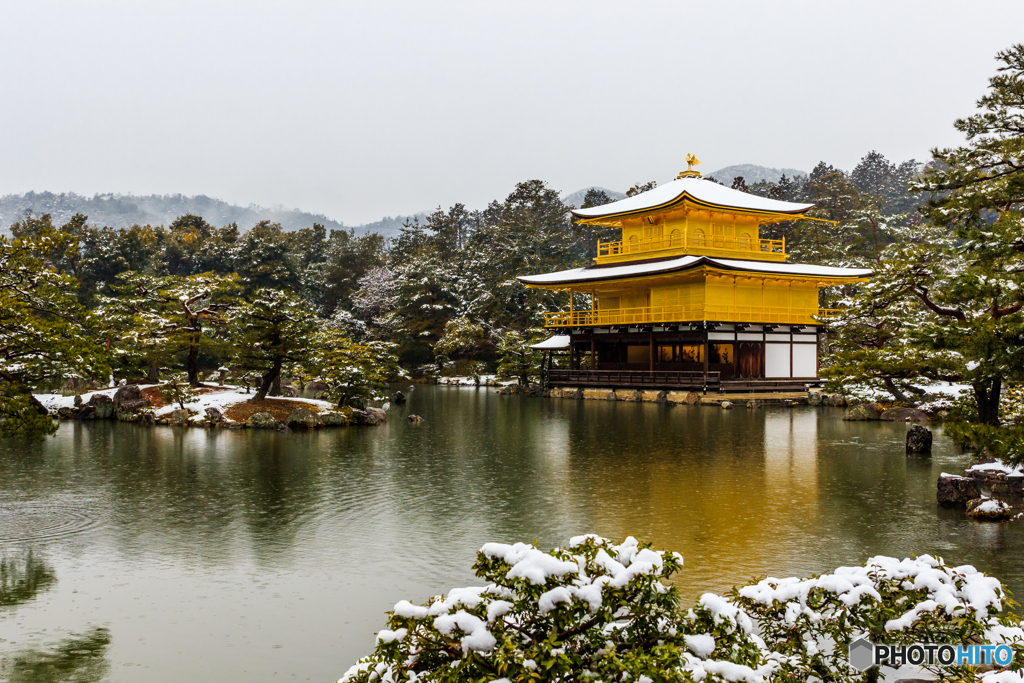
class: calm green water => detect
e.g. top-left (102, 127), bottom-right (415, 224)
top-left (1, 386), bottom-right (1021, 682)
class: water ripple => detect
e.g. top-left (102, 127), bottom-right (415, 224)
top-left (0, 497), bottom-right (101, 544)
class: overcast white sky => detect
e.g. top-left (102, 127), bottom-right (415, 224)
top-left (1, 1), bottom-right (1022, 224)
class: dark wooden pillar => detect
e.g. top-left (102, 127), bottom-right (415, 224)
top-left (649, 331), bottom-right (654, 373)
top-left (703, 329), bottom-right (709, 394)
top-left (590, 336), bottom-right (595, 370)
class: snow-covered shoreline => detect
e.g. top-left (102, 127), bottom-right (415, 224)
top-left (36, 384), bottom-right (336, 419)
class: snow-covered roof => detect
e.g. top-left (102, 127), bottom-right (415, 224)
top-left (572, 177), bottom-right (814, 221)
top-left (518, 255), bottom-right (871, 287)
top-left (530, 335), bottom-right (571, 350)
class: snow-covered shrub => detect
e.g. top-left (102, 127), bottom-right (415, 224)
top-left (734, 555), bottom-right (1024, 683)
top-left (340, 537), bottom-right (1024, 683)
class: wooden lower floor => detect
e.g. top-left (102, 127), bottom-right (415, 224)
top-left (545, 323), bottom-right (821, 392)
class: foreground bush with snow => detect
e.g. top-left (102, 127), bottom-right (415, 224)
top-left (340, 536), bottom-right (1024, 683)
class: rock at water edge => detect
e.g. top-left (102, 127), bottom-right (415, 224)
top-left (906, 425), bottom-right (933, 454)
top-left (843, 403), bottom-right (883, 421)
top-left (967, 498), bottom-right (1015, 521)
top-left (285, 408), bottom-right (322, 429)
top-left (937, 474), bottom-right (981, 507)
top-left (245, 412), bottom-right (278, 429)
top-left (113, 384), bottom-right (142, 409)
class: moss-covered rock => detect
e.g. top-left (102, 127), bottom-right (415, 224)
top-left (285, 408), bottom-right (322, 429)
top-left (86, 393), bottom-right (114, 419)
top-left (967, 498), bottom-right (1016, 521)
top-left (881, 407), bottom-right (928, 422)
top-left (245, 411), bottom-right (278, 429)
top-left (351, 408), bottom-right (386, 425)
top-left (843, 403), bottom-right (883, 421)
top-left (320, 412), bottom-right (351, 426)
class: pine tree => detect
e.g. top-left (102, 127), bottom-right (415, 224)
top-left (230, 288), bottom-right (318, 400)
top-left (434, 317), bottom-right (488, 374)
top-left (99, 272), bottom-right (238, 386)
top-left (495, 329), bottom-right (544, 386)
top-left (905, 44), bottom-right (1024, 424)
top-left (821, 223), bottom-right (961, 401)
top-left (0, 227), bottom-right (109, 438)
top-left (304, 331), bottom-right (400, 407)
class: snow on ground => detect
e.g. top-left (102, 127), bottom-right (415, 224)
top-left (148, 387), bottom-right (334, 417)
top-left (35, 385), bottom-right (335, 418)
top-left (967, 460), bottom-right (1024, 477)
top-left (927, 382), bottom-right (973, 397)
top-left (35, 385), bottom-right (157, 412)
top-left (853, 381), bottom-right (972, 404)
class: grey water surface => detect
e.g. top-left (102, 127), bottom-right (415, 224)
top-left (0, 386), bottom-right (1019, 682)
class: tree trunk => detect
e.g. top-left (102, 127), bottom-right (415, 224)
top-left (29, 393), bottom-right (49, 415)
top-left (186, 346), bottom-right (200, 387)
top-left (271, 373), bottom-right (282, 397)
top-left (146, 361), bottom-right (160, 384)
top-left (254, 356), bottom-right (282, 401)
top-left (974, 377), bottom-right (1002, 426)
top-left (883, 377), bottom-right (912, 404)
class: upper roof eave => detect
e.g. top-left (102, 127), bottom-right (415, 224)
top-left (571, 176), bottom-right (815, 223)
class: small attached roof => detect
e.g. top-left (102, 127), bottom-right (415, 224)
top-left (518, 255), bottom-right (871, 287)
top-left (572, 176), bottom-right (814, 222)
top-left (530, 335), bottom-right (571, 349)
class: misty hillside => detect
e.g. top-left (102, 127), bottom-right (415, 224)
top-left (0, 191), bottom-right (350, 236)
top-left (561, 187), bottom-right (627, 208)
top-left (0, 191), bottom-right (432, 238)
top-left (706, 164), bottom-right (807, 184)
top-left (356, 212), bottom-right (431, 238)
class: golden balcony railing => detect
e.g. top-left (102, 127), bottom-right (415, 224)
top-left (595, 231), bottom-right (786, 264)
top-left (544, 305), bottom-right (841, 328)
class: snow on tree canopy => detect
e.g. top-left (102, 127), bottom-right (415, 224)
top-left (340, 537), bottom-right (1024, 683)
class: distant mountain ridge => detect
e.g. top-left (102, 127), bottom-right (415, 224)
top-left (705, 164), bottom-right (807, 184)
top-left (561, 187), bottom-right (627, 208)
top-left (0, 191), bottom-right (425, 238)
top-left (0, 191), bottom-right (353, 236)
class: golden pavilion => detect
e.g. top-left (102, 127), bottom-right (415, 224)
top-left (518, 164), bottom-right (871, 391)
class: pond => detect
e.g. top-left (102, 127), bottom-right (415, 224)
top-left (1, 386), bottom-right (1021, 682)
